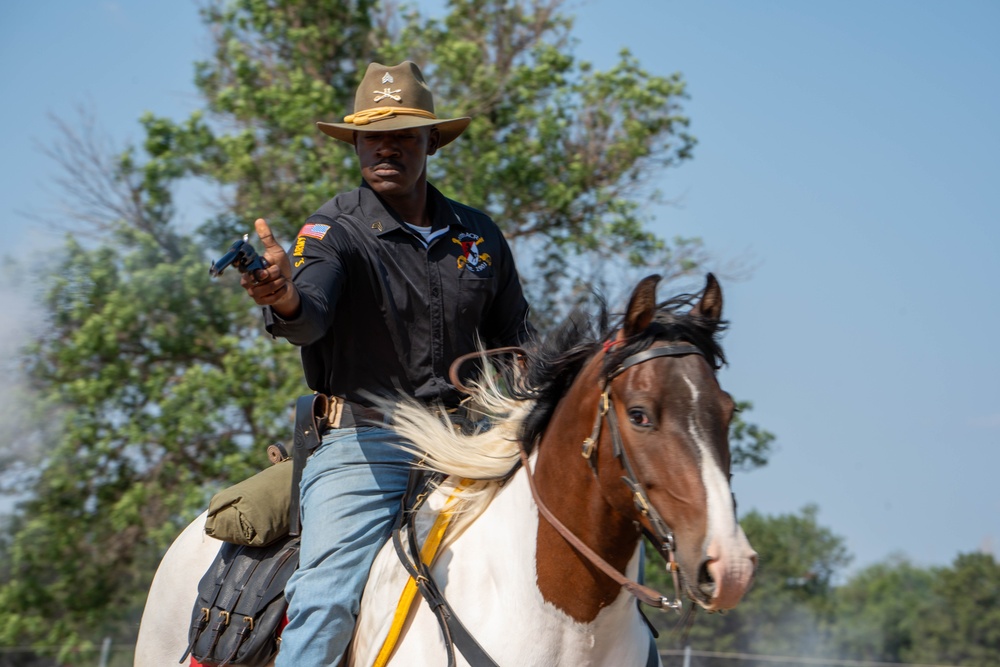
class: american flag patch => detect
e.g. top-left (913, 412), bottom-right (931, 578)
top-left (298, 223), bottom-right (331, 240)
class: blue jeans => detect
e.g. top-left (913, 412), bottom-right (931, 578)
top-left (276, 425), bottom-right (414, 667)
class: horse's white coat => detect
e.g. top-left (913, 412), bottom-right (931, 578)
top-left (136, 472), bottom-right (659, 667)
top-left (349, 459), bottom-right (659, 667)
top-left (134, 511), bottom-right (224, 667)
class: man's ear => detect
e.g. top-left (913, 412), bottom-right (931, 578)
top-left (353, 131), bottom-right (360, 155)
top-left (427, 127), bottom-right (440, 156)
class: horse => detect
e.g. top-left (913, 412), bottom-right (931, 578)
top-left (135, 272), bottom-right (757, 667)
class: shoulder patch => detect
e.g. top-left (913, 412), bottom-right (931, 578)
top-left (298, 223), bottom-right (331, 240)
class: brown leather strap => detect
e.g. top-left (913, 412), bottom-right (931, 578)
top-left (518, 443), bottom-right (681, 610)
top-left (448, 346), bottom-right (528, 394)
top-left (289, 394), bottom-right (328, 537)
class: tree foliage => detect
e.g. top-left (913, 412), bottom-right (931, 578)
top-left (828, 555), bottom-right (935, 662)
top-left (729, 400), bottom-right (775, 473)
top-left (825, 551), bottom-right (1000, 666)
top-left (904, 552), bottom-right (1000, 667)
top-left (0, 224), bottom-right (302, 660)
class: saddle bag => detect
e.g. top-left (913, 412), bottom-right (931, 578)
top-left (181, 534), bottom-right (300, 667)
top-left (204, 459), bottom-right (293, 547)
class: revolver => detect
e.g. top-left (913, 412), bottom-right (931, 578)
top-left (209, 234), bottom-right (269, 278)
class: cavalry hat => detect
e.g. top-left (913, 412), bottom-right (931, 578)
top-left (317, 61), bottom-right (471, 147)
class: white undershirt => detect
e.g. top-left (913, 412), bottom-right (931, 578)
top-left (404, 222), bottom-right (449, 248)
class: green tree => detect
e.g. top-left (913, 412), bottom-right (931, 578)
top-left (0, 225), bottom-right (302, 660)
top-left (826, 555), bottom-right (935, 662)
top-left (904, 552), bottom-right (1000, 667)
top-left (0, 115), bottom-right (303, 660)
top-left (825, 551), bottom-right (1000, 667)
top-left (729, 400), bottom-right (775, 473)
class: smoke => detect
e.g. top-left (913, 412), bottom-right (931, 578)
top-left (0, 255), bottom-right (49, 513)
top-left (980, 536), bottom-right (996, 558)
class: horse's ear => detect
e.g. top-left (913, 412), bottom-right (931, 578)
top-left (690, 273), bottom-right (723, 322)
top-left (623, 274), bottom-right (661, 337)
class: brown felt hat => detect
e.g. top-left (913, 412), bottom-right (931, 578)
top-left (317, 61), bottom-right (471, 147)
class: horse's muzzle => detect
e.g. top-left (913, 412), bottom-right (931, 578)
top-left (697, 545), bottom-right (758, 611)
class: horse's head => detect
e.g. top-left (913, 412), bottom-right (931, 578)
top-left (528, 273), bottom-right (756, 617)
top-left (596, 273), bottom-right (757, 611)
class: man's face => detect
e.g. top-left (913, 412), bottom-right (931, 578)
top-left (355, 127), bottom-right (439, 201)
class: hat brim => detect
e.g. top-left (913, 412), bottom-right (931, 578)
top-left (317, 116), bottom-right (471, 147)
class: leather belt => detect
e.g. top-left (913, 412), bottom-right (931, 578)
top-left (325, 396), bottom-right (387, 429)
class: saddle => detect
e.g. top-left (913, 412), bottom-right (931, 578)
top-left (181, 394), bottom-right (499, 667)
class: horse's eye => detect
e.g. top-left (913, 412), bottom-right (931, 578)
top-left (628, 409), bottom-right (651, 427)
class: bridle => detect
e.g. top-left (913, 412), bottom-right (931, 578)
top-left (522, 341), bottom-right (706, 612)
top-left (589, 345), bottom-right (705, 554)
top-left (449, 341), bottom-right (706, 612)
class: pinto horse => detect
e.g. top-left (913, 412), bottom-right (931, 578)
top-left (135, 273), bottom-right (756, 667)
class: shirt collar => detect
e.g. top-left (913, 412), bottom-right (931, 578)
top-left (357, 180), bottom-right (465, 237)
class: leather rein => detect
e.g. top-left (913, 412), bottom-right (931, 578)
top-left (450, 342), bottom-right (705, 612)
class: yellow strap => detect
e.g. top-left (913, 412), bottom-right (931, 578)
top-left (371, 482), bottom-right (467, 667)
top-left (344, 107), bottom-right (438, 126)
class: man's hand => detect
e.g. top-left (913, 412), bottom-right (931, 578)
top-left (240, 218), bottom-right (301, 318)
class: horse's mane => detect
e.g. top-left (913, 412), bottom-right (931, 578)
top-left (387, 287), bottom-right (727, 540)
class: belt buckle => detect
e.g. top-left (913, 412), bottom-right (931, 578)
top-left (327, 395), bottom-right (346, 429)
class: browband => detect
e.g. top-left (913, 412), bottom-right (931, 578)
top-left (608, 344), bottom-right (703, 379)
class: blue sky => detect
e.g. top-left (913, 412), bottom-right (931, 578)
top-left (1, 1), bottom-right (998, 576)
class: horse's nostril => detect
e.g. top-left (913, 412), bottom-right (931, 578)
top-left (698, 560), bottom-right (716, 597)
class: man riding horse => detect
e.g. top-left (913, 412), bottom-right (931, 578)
top-left (240, 60), bottom-right (535, 665)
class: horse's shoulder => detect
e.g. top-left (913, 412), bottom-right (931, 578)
top-left (135, 511), bottom-right (223, 667)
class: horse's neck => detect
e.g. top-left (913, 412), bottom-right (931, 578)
top-left (438, 464), bottom-right (649, 661)
top-left (529, 381), bottom-right (645, 623)
top-left (352, 464), bottom-right (650, 667)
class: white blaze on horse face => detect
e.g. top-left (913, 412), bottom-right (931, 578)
top-left (682, 375), bottom-right (757, 610)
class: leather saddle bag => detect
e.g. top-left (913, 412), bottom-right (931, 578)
top-left (181, 534), bottom-right (300, 666)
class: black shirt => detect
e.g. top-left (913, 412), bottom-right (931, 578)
top-left (265, 181), bottom-right (533, 407)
